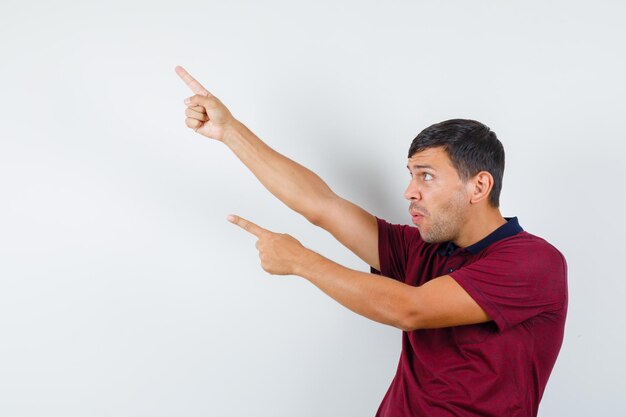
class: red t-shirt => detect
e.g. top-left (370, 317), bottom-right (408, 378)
top-left (372, 217), bottom-right (567, 417)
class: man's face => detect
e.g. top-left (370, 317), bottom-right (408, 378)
top-left (405, 147), bottom-right (471, 243)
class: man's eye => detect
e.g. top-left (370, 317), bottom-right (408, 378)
top-left (423, 173), bottom-right (433, 181)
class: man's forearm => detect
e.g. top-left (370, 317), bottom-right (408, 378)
top-left (223, 120), bottom-right (335, 223)
top-left (296, 250), bottom-right (416, 331)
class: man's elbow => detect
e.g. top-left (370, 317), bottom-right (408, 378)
top-left (395, 294), bottom-right (425, 332)
top-left (396, 310), bottom-right (423, 332)
top-left (307, 212), bottom-right (324, 227)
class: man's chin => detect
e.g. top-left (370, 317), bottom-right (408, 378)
top-left (419, 228), bottom-right (447, 244)
top-left (415, 226), bottom-right (432, 242)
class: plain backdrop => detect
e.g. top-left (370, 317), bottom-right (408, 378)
top-left (1, 1), bottom-right (625, 416)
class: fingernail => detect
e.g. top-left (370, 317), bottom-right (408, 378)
top-left (184, 97), bottom-right (190, 105)
top-left (227, 214), bottom-right (236, 222)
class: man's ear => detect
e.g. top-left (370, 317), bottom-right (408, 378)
top-left (469, 171), bottom-right (494, 204)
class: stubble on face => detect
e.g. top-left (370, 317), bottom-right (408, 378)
top-left (406, 147), bottom-right (471, 244)
top-left (412, 188), bottom-right (468, 243)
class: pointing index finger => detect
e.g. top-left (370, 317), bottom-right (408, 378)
top-left (175, 65), bottom-right (212, 96)
top-left (227, 214), bottom-right (268, 238)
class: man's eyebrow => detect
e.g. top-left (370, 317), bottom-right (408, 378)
top-left (407, 164), bottom-right (436, 171)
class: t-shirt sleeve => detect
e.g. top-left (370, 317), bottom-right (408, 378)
top-left (370, 216), bottom-right (414, 281)
top-left (449, 238), bottom-right (568, 332)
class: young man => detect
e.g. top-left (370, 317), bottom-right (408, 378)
top-left (176, 66), bottom-right (568, 417)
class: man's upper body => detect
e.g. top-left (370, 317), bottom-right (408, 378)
top-left (176, 66), bottom-right (568, 416)
top-left (373, 216), bottom-right (567, 417)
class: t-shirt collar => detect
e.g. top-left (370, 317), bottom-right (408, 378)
top-left (437, 217), bottom-right (523, 256)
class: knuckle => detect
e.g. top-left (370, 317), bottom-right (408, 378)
top-left (187, 118), bottom-right (200, 128)
top-left (186, 109), bottom-right (207, 121)
top-left (204, 97), bottom-right (219, 109)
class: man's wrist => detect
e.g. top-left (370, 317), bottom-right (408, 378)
top-left (294, 249), bottom-right (327, 279)
top-left (222, 119), bottom-right (246, 147)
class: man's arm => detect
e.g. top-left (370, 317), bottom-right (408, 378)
top-left (229, 214), bottom-right (491, 331)
top-left (176, 66), bottom-right (380, 270)
top-left (222, 121), bottom-right (381, 270)
top-left (299, 251), bottom-right (491, 331)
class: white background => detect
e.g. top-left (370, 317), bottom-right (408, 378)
top-left (1, 1), bottom-right (625, 416)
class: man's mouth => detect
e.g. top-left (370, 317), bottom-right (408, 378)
top-left (409, 204), bottom-right (428, 224)
top-left (409, 210), bottom-right (426, 223)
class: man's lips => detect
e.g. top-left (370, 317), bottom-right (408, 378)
top-left (410, 210), bottom-right (426, 222)
top-left (409, 203), bottom-right (428, 223)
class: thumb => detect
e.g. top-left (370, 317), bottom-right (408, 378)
top-left (184, 94), bottom-right (233, 129)
top-left (184, 94), bottom-right (215, 109)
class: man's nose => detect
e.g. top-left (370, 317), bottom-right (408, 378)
top-left (404, 180), bottom-right (421, 201)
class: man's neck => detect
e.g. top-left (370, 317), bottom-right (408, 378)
top-left (454, 208), bottom-right (507, 248)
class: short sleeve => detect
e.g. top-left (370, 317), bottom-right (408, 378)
top-left (450, 238), bottom-right (568, 332)
top-left (370, 216), bottom-right (420, 282)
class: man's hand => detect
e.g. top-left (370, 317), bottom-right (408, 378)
top-left (175, 65), bottom-right (235, 142)
top-left (227, 214), bottom-right (311, 276)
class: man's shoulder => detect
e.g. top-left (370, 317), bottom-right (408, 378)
top-left (482, 230), bottom-right (567, 275)
top-left (490, 230), bottom-right (563, 254)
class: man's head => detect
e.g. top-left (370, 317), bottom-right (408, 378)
top-left (405, 119), bottom-right (505, 243)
